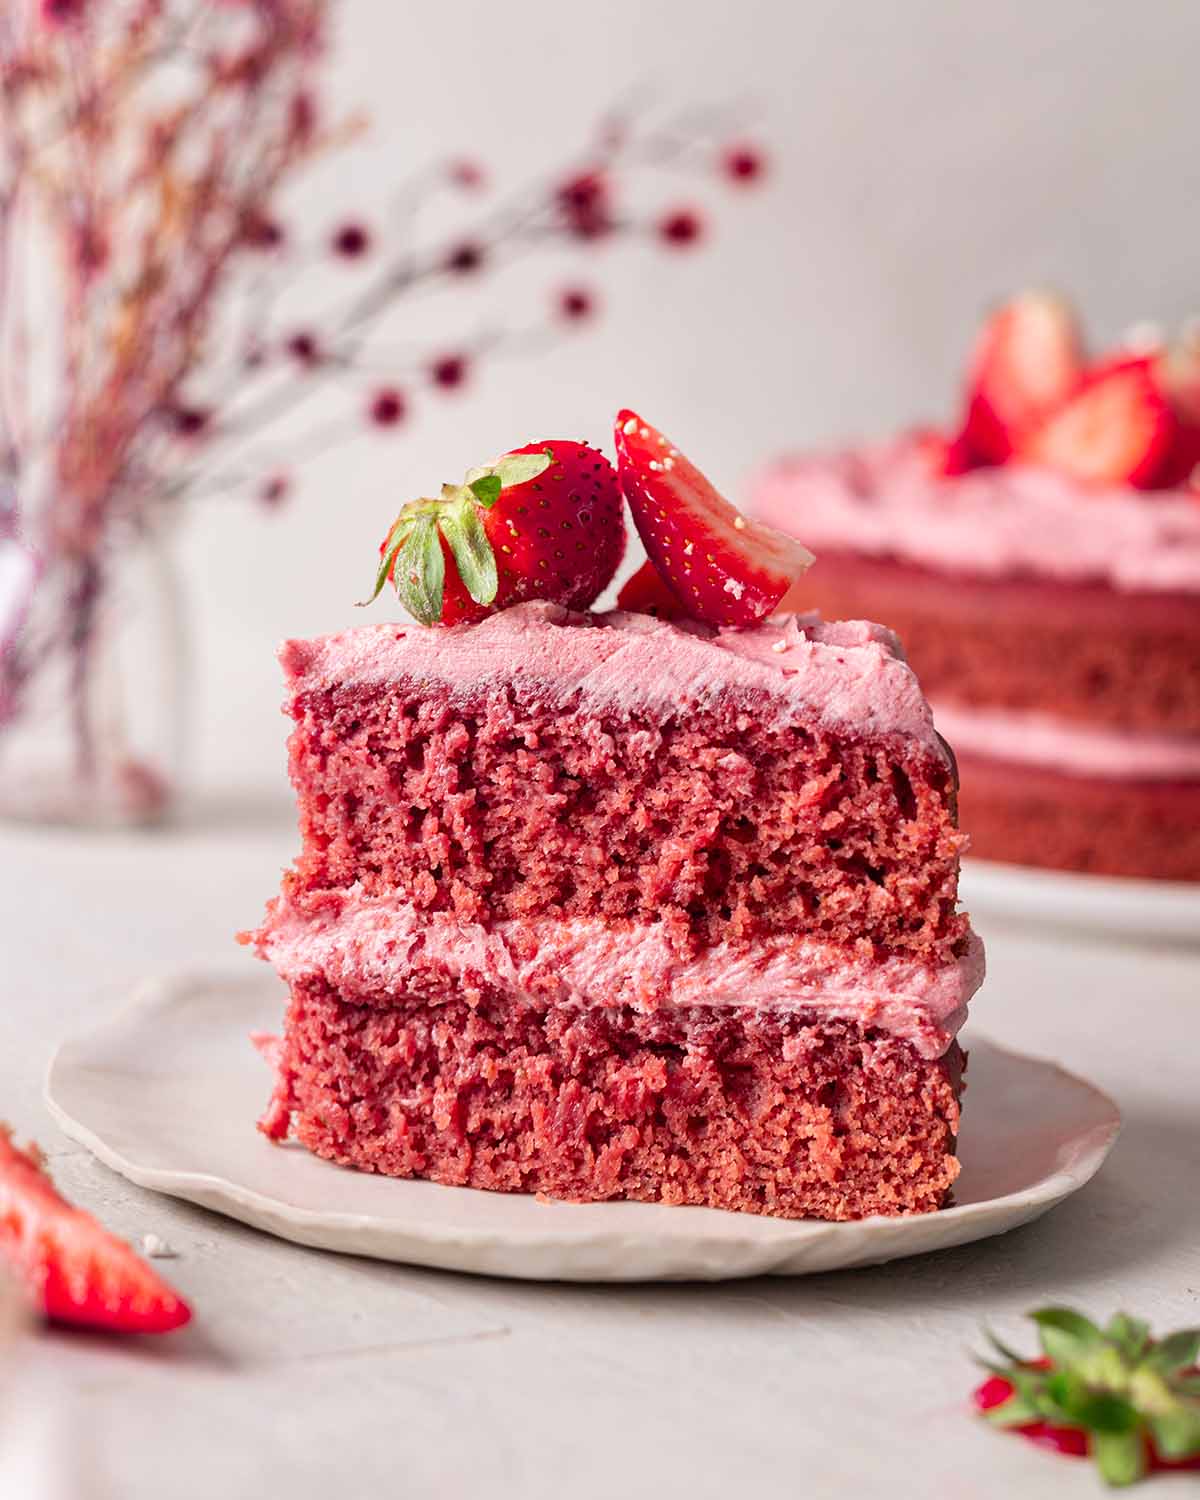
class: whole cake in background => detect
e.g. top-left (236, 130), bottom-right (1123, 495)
top-left (751, 293), bottom-right (1200, 882)
top-left (243, 413), bottom-right (984, 1222)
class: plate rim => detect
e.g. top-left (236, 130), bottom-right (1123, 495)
top-left (43, 971), bottom-right (1123, 1275)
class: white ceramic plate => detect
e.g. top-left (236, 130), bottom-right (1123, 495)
top-left (960, 858), bottom-right (1200, 944)
top-left (45, 971), bottom-right (1121, 1283)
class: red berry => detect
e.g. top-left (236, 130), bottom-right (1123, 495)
top-left (658, 208), bottom-right (704, 248)
top-left (332, 222), bottom-right (371, 258)
top-left (448, 159), bottom-right (486, 190)
top-left (289, 90), bottom-right (316, 145)
top-left (722, 143), bottom-right (766, 184)
top-left (40, 0), bottom-right (87, 26)
top-left (431, 354), bottom-right (468, 390)
top-left (242, 212), bottom-right (284, 252)
top-left (369, 388), bottom-right (405, 427)
top-left (961, 291), bottom-right (1083, 462)
top-left (613, 410), bottom-right (814, 627)
top-left (0, 1128), bottom-right (191, 1334)
top-left (260, 472), bottom-right (291, 507)
top-left (558, 286), bottom-right (595, 322)
top-left (557, 171), bottom-right (613, 239)
top-left (444, 241), bottom-right (484, 275)
top-left (286, 331), bottom-right (321, 366)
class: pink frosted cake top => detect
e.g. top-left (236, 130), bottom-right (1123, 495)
top-left (281, 601), bottom-right (948, 760)
top-left (254, 886), bottom-right (984, 1059)
top-left (749, 435), bottom-right (1200, 594)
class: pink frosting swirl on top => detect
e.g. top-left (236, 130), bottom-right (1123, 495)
top-left (749, 436), bottom-right (1200, 594)
top-left (281, 602), bottom-right (949, 762)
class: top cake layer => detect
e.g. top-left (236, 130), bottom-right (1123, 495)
top-left (280, 602), bottom-right (968, 961)
top-left (750, 435), bottom-right (1200, 595)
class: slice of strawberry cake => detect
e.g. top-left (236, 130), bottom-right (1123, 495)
top-left (245, 420), bottom-right (984, 1222)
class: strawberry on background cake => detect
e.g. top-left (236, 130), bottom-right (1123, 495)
top-left (244, 415), bottom-right (984, 1222)
top-left (750, 293), bottom-right (1200, 882)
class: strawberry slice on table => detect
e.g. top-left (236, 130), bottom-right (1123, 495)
top-left (975, 1307), bottom-right (1200, 1487)
top-left (1016, 358), bottom-right (1174, 487)
top-left (615, 558), bottom-right (684, 619)
top-left (0, 1127), bottom-right (191, 1334)
top-left (366, 439), bottom-right (625, 626)
top-left (960, 290), bottom-right (1084, 463)
top-left (613, 409), bottom-right (814, 627)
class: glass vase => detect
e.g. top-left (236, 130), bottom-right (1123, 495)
top-left (0, 519), bottom-right (188, 829)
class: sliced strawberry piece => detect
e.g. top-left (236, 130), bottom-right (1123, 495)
top-left (1017, 360), bottom-right (1174, 487)
top-left (613, 410), bottom-right (814, 627)
top-left (910, 426), bottom-right (978, 478)
top-left (1155, 338), bottom-right (1200, 489)
top-left (962, 291), bottom-right (1084, 462)
top-left (0, 1127), bottom-right (191, 1334)
top-left (616, 558), bottom-right (685, 619)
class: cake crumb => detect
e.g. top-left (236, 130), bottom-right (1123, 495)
top-left (140, 1233), bottom-right (178, 1260)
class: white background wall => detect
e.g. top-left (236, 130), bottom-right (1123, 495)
top-left (184, 0), bottom-right (1200, 801)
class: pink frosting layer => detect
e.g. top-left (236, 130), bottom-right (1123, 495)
top-left (281, 601), bottom-right (948, 760)
top-left (252, 888), bottom-right (984, 1060)
top-left (934, 700), bottom-right (1200, 781)
top-left (749, 435), bottom-right (1200, 593)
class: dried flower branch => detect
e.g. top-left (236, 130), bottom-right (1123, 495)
top-left (0, 0), bottom-right (766, 818)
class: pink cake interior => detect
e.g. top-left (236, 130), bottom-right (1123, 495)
top-left (283, 609), bottom-right (967, 961)
top-left (259, 980), bottom-right (964, 1222)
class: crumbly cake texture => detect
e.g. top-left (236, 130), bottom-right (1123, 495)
top-left (258, 981), bottom-right (964, 1222)
top-left (282, 606), bottom-right (968, 960)
top-left (248, 602), bottom-right (981, 1221)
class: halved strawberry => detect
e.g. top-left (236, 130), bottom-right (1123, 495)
top-left (909, 426), bottom-right (978, 478)
top-left (1017, 359), bottom-right (1174, 487)
top-left (961, 291), bottom-right (1084, 462)
top-left (366, 440), bottom-right (625, 625)
top-left (0, 1127), bottom-right (191, 1334)
top-left (613, 410), bottom-right (814, 627)
top-left (615, 558), bottom-right (684, 619)
top-left (1155, 337), bottom-right (1200, 490)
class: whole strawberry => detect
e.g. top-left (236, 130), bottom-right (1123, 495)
top-left (365, 439), bottom-right (625, 625)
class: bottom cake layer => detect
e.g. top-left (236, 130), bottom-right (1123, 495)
top-left (955, 753), bottom-right (1200, 881)
top-left (259, 980), bottom-right (965, 1222)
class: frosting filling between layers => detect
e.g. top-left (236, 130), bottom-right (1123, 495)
top-left (251, 887), bottom-right (984, 1061)
top-left (749, 437), bottom-right (1200, 593)
top-left (934, 700), bottom-right (1200, 781)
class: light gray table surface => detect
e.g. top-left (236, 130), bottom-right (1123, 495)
top-left (1, 804), bottom-right (1197, 1499)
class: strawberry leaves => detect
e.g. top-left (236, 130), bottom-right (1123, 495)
top-left (977, 1307), bottom-right (1200, 1487)
top-left (362, 448), bottom-right (552, 623)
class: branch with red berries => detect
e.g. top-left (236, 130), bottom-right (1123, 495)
top-left (0, 0), bottom-right (768, 776)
